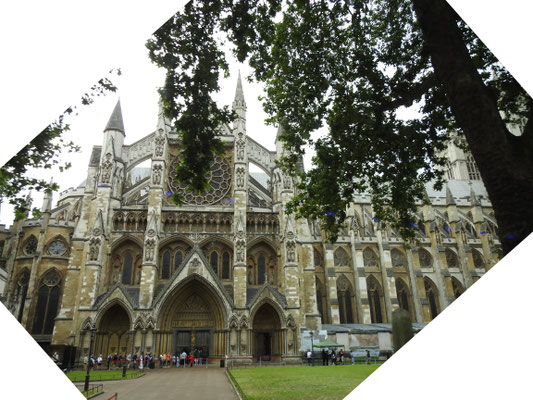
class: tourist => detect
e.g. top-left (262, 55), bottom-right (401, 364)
top-left (180, 350), bottom-right (187, 367)
top-left (306, 349), bottom-right (313, 366)
top-left (139, 354), bottom-right (144, 371)
top-left (366, 350), bottom-right (371, 365)
top-left (83, 354), bottom-right (88, 371)
top-left (161, 353), bottom-right (165, 368)
top-left (350, 349), bottom-right (355, 365)
top-left (198, 348), bottom-right (203, 365)
top-left (187, 351), bottom-right (194, 367)
top-left (338, 349), bottom-right (344, 365)
top-left (113, 353), bottom-right (118, 369)
top-left (194, 348), bottom-right (200, 366)
top-left (107, 354), bottom-right (112, 370)
top-left (331, 350), bottom-right (337, 366)
top-left (97, 354), bottom-right (103, 370)
top-left (321, 349), bottom-right (327, 366)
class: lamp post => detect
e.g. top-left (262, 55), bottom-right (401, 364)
top-left (84, 327), bottom-right (96, 392)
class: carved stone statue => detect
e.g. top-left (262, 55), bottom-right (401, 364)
top-left (88, 238), bottom-right (100, 261)
top-left (100, 153), bottom-right (113, 184)
top-left (144, 239), bottom-right (156, 262)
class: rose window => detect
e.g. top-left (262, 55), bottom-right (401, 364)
top-left (168, 155), bottom-right (232, 205)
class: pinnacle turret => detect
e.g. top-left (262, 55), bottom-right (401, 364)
top-left (445, 184), bottom-right (456, 206)
top-left (232, 71), bottom-right (246, 119)
top-left (469, 183), bottom-right (480, 206)
top-left (104, 99), bottom-right (125, 135)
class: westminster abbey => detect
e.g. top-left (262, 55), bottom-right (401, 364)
top-left (0, 75), bottom-right (500, 362)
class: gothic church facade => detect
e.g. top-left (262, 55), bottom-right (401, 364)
top-left (1, 76), bottom-right (501, 361)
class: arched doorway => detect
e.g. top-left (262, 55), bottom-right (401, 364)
top-left (95, 303), bottom-right (131, 358)
top-left (251, 303), bottom-right (283, 361)
top-left (158, 278), bottom-right (227, 358)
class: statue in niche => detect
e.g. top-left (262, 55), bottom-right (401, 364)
top-left (88, 238), bottom-right (100, 261)
top-left (100, 153), bottom-right (113, 184)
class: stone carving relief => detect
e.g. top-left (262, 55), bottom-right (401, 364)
top-left (286, 241), bottom-right (296, 263)
top-left (144, 239), bottom-right (156, 262)
top-left (152, 164), bottom-right (163, 185)
top-left (154, 133), bottom-right (166, 157)
top-left (236, 167), bottom-right (245, 188)
top-left (236, 133), bottom-right (245, 161)
top-left (88, 237), bottom-right (101, 261)
top-left (100, 153), bottom-right (113, 184)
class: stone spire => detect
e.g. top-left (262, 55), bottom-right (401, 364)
top-left (445, 184), bottom-right (455, 206)
top-left (104, 99), bottom-right (125, 135)
top-left (232, 71), bottom-right (246, 120)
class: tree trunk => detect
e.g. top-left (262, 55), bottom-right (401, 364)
top-left (411, 0), bottom-right (533, 254)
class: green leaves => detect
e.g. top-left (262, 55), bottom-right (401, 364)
top-left (145, 1), bottom-right (529, 246)
top-left (0, 69), bottom-right (120, 220)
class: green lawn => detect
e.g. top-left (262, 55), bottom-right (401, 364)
top-left (66, 370), bottom-right (144, 382)
top-left (228, 364), bottom-right (380, 400)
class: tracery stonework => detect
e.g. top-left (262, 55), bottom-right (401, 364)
top-left (3, 79), bottom-right (501, 366)
top-left (167, 155), bottom-right (231, 205)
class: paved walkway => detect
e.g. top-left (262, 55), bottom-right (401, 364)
top-left (91, 367), bottom-right (239, 400)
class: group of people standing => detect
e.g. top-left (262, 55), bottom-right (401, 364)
top-left (320, 349), bottom-right (347, 366)
top-left (82, 349), bottom-right (207, 371)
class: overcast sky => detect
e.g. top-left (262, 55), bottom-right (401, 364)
top-left (0, 41), bottom-right (282, 226)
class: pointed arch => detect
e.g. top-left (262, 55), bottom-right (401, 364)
top-left (445, 248), bottom-right (459, 268)
top-left (363, 247), bottom-right (380, 268)
top-left (95, 298), bottom-right (134, 331)
top-left (334, 247), bottom-right (350, 267)
top-left (451, 277), bottom-right (465, 299)
top-left (391, 248), bottom-right (406, 268)
top-left (395, 277), bottom-right (413, 321)
top-left (31, 268), bottom-right (62, 335)
top-left (418, 248), bottom-right (433, 268)
top-left (472, 249), bottom-right (485, 269)
top-left (247, 239), bottom-right (278, 286)
top-left (315, 276), bottom-right (328, 324)
top-left (21, 234), bottom-right (38, 256)
top-left (367, 275), bottom-right (385, 323)
top-left (424, 277), bottom-right (440, 320)
top-left (336, 274), bottom-right (355, 323)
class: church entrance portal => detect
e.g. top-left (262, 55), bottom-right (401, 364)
top-left (158, 278), bottom-right (226, 357)
top-left (173, 328), bottom-right (212, 357)
top-left (252, 303), bottom-right (282, 361)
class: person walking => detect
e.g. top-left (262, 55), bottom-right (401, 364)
top-left (306, 349), bottom-right (313, 366)
top-left (338, 349), bottom-right (344, 365)
top-left (107, 354), bottom-right (112, 370)
top-left (97, 354), bottom-right (103, 370)
top-left (366, 349), bottom-right (371, 365)
top-left (321, 349), bottom-right (327, 366)
top-left (331, 350), bottom-right (337, 366)
top-left (350, 349), bottom-right (355, 365)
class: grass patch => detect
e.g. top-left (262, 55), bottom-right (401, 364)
top-left (67, 370), bottom-right (143, 382)
top-left (229, 365), bottom-right (379, 400)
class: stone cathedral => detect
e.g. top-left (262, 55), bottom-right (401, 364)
top-left (0, 75), bottom-right (501, 363)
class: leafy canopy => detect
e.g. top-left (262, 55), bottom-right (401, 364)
top-left (148, 0), bottom-right (530, 242)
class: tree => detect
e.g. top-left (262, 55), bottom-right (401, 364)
top-left (0, 70), bottom-right (121, 220)
top-left (148, 0), bottom-right (532, 254)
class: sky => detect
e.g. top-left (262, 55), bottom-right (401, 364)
top-left (0, 37), bottom-right (280, 226)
